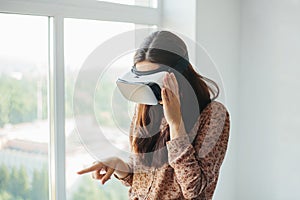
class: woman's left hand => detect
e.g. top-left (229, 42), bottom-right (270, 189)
top-left (161, 72), bottom-right (182, 131)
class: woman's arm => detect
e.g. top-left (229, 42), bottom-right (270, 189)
top-left (166, 102), bottom-right (230, 199)
top-left (114, 155), bottom-right (134, 187)
top-left (77, 105), bottom-right (138, 187)
top-left (161, 73), bottom-right (230, 198)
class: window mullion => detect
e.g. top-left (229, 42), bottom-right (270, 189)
top-left (48, 15), bottom-right (66, 200)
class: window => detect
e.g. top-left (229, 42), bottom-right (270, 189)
top-left (0, 13), bottom-right (49, 200)
top-left (64, 18), bottom-right (156, 199)
top-left (0, 0), bottom-right (159, 199)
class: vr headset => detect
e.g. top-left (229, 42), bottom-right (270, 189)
top-left (116, 67), bottom-right (167, 105)
top-left (116, 58), bottom-right (189, 105)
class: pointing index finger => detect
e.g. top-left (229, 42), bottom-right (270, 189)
top-left (77, 162), bottom-right (103, 175)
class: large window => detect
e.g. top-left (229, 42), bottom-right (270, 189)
top-left (0, 13), bottom-right (49, 200)
top-left (0, 0), bottom-right (159, 199)
top-left (64, 18), bottom-right (156, 199)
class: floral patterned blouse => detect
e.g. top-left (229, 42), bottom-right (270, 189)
top-left (114, 101), bottom-right (230, 200)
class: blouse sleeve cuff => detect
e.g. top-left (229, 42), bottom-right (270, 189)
top-left (114, 172), bottom-right (131, 181)
top-left (166, 135), bottom-right (192, 163)
top-left (114, 172), bottom-right (133, 187)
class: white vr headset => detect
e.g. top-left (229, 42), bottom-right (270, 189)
top-left (116, 59), bottom-right (189, 105)
top-left (116, 67), bottom-right (167, 105)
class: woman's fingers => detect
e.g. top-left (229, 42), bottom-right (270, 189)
top-left (163, 73), bottom-right (173, 91)
top-left (77, 162), bottom-right (103, 175)
top-left (170, 73), bottom-right (179, 97)
top-left (78, 162), bottom-right (114, 184)
top-left (101, 167), bottom-right (114, 184)
top-left (77, 158), bottom-right (121, 185)
top-left (162, 88), bottom-right (169, 103)
top-left (92, 169), bottom-right (105, 180)
top-left (163, 73), bottom-right (179, 101)
top-left (164, 73), bottom-right (171, 89)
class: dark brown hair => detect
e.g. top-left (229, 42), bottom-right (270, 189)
top-left (130, 31), bottom-right (219, 167)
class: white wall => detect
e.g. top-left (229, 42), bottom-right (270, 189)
top-left (162, 0), bottom-right (300, 199)
top-left (195, 1), bottom-right (240, 200)
top-left (160, 0), bottom-right (196, 40)
top-left (238, 0), bottom-right (300, 199)
top-left (160, 0), bottom-right (197, 65)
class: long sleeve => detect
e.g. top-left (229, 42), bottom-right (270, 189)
top-left (114, 154), bottom-right (134, 187)
top-left (166, 101), bottom-right (230, 199)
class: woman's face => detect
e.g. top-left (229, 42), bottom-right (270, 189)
top-left (135, 60), bottom-right (160, 71)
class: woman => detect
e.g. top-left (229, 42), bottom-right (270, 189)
top-left (78, 30), bottom-right (230, 200)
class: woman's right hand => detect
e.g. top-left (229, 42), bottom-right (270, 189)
top-left (77, 157), bottom-right (130, 185)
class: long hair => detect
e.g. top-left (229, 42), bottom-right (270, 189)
top-left (130, 31), bottom-right (219, 167)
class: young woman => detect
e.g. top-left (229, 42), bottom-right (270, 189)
top-left (78, 30), bottom-right (230, 200)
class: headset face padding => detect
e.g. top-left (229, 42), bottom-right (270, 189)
top-left (147, 82), bottom-right (162, 101)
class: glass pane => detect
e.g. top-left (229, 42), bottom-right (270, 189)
top-left (64, 18), bottom-right (156, 200)
top-left (96, 0), bottom-right (157, 8)
top-left (0, 13), bottom-right (49, 200)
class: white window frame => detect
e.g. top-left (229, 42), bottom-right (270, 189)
top-left (0, 0), bottom-right (161, 199)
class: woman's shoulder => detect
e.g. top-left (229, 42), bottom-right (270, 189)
top-left (201, 101), bottom-right (229, 117)
top-left (187, 101), bottom-right (230, 154)
top-left (194, 101), bottom-right (230, 129)
top-left (188, 101), bottom-right (229, 138)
